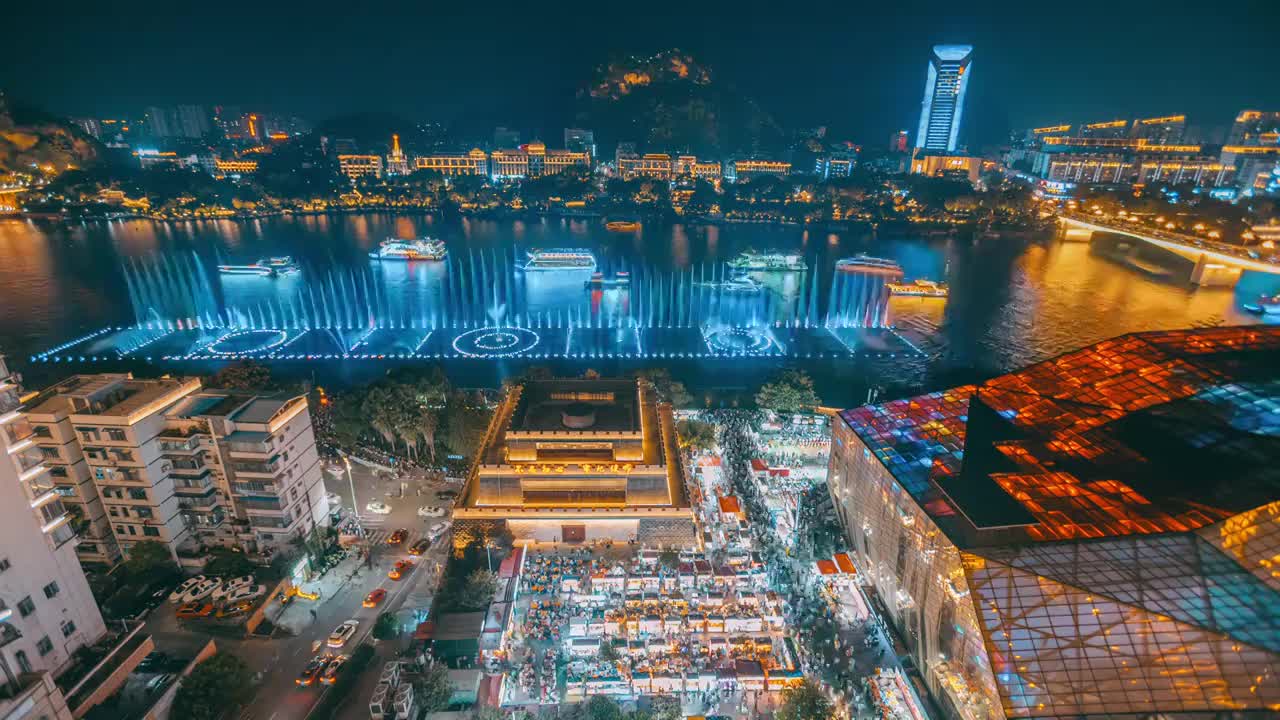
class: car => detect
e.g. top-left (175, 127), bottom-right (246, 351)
top-left (388, 559), bottom-right (414, 580)
top-left (211, 575), bottom-right (255, 601)
top-left (320, 655), bottom-right (348, 685)
top-left (222, 584), bottom-right (266, 605)
top-left (181, 578), bottom-right (221, 603)
top-left (175, 602), bottom-right (214, 619)
top-left (326, 620), bottom-right (359, 648)
top-left (387, 529), bottom-right (408, 545)
top-left (365, 501), bottom-right (391, 515)
top-left (215, 599), bottom-right (254, 619)
top-left (145, 673), bottom-right (174, 694)
top-left (416, 505), bottom-right (445, 518)
top-left (297, 655), bottom-right (329, 686)
top-left (436, 489), bottom-right (459, 501)
top-left (426, 521), bottom-right (449, 538)
top-left (363, 588), bottom-right (386, 608)
top-left (325, 491), bottom-right (342, 507)
top-left (408, 538), bottom-right (431, 556)
top-left (168, 576), bottom-right (207, 604)
top-left (136, 652), bottom-right (171, 673)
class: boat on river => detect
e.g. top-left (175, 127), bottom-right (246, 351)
top-left (585, 271), bottom-right (631, 289)
top-left (218, 256), bottom-right (300, 277)
top-left (524, 249), bottom-right (597, 271)
top-left (605, 220), bottom-right (641, 233)
top-left (727, 252), bottom-right (808, 272)
top-left (368, 238), bottom-right (447, 261)
top-left (887, 279), bottom-right (949, 298)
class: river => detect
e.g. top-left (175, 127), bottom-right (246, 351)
top-left (0, 214), bottom-right (1275, 406)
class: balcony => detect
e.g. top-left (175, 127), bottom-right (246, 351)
top-left (174, 477), bottom-right (215, 494)
top-left (230, 456), bottom-right (282, 477)
top-left (93, 467), bottom-right (143, 484)
top-left (157, 435), bottom-right (200, 453)
top-left (178, 495), bottom-right (220, 511)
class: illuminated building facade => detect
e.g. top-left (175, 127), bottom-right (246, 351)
top-left (213, 158), bottom-right (259, 178)
top-left (1080, 119), bottom-right (1128, 139)
top-left (891, 129), bottom-right (910, 153)
top-left (454, 378), bottom-right (695, 545)
top-left (134, 149), bottom-right (199, 170)
top-left (489, 143), bottom-right (590, 181)
top-left (618, 153), bottom-right (674, 181)
top-left (691, 160), bottom-right (722, 183)
top-left (731, 159), bottom-right (791, 183)
top-left (828, 326), bottom-right (1280, 719)
top-left (337, 154), bottom-right (383, 181)
top-left (563, 127), bottom-right (595, 160)
top-left (1129, 114), bottom-right (1186, 144)
top-left (910, 153), bottom-right (980, 184)
top-left (385, 134), bottom-right (410, 176)
top-left (414, 149), bottom-right (489, 177)
top-left (1228, 110), bottom-right (1280, 146)
top-left (916, 44), bottom-right (973, 153)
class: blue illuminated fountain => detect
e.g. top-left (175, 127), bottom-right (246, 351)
top-left (36, 249), bottom-right (923, 363)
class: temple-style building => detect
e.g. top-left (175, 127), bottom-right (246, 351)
top-left (454, 378), bottom-right (695, 545)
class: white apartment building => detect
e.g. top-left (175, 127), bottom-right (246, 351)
top-left (21, 374), bottom-right (328, 567)
top-left (0, 358), bottom-right (109, 720)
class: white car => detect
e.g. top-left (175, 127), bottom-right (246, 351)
top-left (327, 620), bottom-right (359, 648)
top-left (416, 505), bottom-right (445, 518)
top-left (427, 521), bottom-right (449, 538)
top-left (211, 575), bottom-right (255, 601)
top-left (168, 576), bottom-right (207, 604)
top-left (181, 578), bottom-right (221, 603)
top-left (325, 492), bottom-right (342, 507)
top-left (222, 584), bottom-right (266, 605)
top-left (365, 501), bottom-right (392, 515)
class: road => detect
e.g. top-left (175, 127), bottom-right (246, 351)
top-left (231, 460), bottom-right (453, 720)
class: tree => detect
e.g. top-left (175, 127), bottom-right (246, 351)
top-left (469, 708), bottom-right (509, 720)
top-left (202, 547), bottom-right (255, 578)
top-left (583, 696), bottom-right (624, 720)
top-left (634, 368), bottom-right (692, 407)
top-left (414, 663), bottom-right (455, 714)
top-left (124, 540), bottom-right (177, 578)
top-left (210, 360), bottom-right (272, 390)
top-left (598, 639), bottom-right (621, 665)
top-left (443, 396), bottom-right (491, 460)
top-left (754, 369), bottom-right (821, 414)
top-left (657, 548), bottom-right (680, 570)
top-left (458, 569), bottom-right (498, 609)
top-left (774, 680), bottom-right (832, 720)
top-left (643, 696), bottom-right (680, 720)
top-left (372, 612), bottom-right (399, 640)
top-left (675, 418), bottom-right (716, 452)
top-left (172, 653), bottom-right (253, 720)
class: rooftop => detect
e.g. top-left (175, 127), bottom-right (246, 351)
top-left (26, 375), bottom-right (197, 421)
top-left (510, 378), bottom-right (641, 434)
top-left (839, 326), bottom-right (1280, 547)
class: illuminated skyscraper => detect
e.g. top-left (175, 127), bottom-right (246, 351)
top-left (915, 44), bottom-right (973, 153)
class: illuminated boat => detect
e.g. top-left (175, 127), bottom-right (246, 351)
top-left (727, 252), bottom-right (807, 272)
top-left (585, 271), bottom-right (631, 289)
top-left (368, 238), bottom-right (447, 261)
top-left (834, 255), bottom-right (904, 276)
top-left (524, 249), bottom-right (597, 271)
top-left (722, 275), bottom-right (763, 293)
top-left (605, 220), bottom-right (641, 232)
top-left (1243, 292), bottom-right (1280, 315)
top-left (887, 279), bottom-right (949, 298)
top-left (218, 256), bottom-right (300, 276)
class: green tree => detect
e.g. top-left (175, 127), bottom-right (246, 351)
top-left (124, 540), bottom-right (177, 578)
top-left (459, 569), bottom-right (498, 609)
top-left (675, 418), bottom-right (716, 452)
top-left (774, 680), bottom-right (832, 720)
top-left (469, 708), bottom-right (509, 720)
top-left (172, 653), bottom-right (253, 720)
top-left (372, 612), bottom-right (399, 640)
top-left (414, 662), bottom-right (455, 713)
top-left (583, 695), bottom-right (624, 720)
top-left (443, 396), bottom-right (492, 460)
top-left (754, 369), bottom-right (821, 414)
top-left (202, 547), bottom-right (255, 578)
top-left (643, 696), bottom-right (680, 720)
top-left (598, 639), bottom-right (621, 665)
top-left (634, 368), bottom-right (692, 407)
top-left (209, 360), bottom-right (272, 390)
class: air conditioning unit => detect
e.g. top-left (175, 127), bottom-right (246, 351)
top-left (378, 661), bottom-right (400, 687)
top-left (393, 685), bottom-right (414, 720)
top-left (369, 682), bottom-right (391, 717)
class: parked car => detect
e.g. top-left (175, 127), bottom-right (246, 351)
top-left (216, 599), bottom-right (254, 619)
top-left (387, 529), bottom-right (408, 545)
top-left (325, 492), bottom-right (341, 507)
top-left (212, 576), bottom-right (255, 601)
top-left (416, 505), bottom-right (445, 518)
top-left (168, 576), bottom-right (207, 604)
top-left (181, 578), bottom-right (221, 603)
top-left (388, 560), bottom-right (414, 581)
top-left (408, 538), bottom-right (431, 556)
top-left (320, 655), bottom-right (348, 685)
top-left (436, 489), bottom-right (459, 501)
top-left (222, 584), bottom-right (266, 605)
top-left (175, 602), bottom-right (214, 619)
top-left (297, 655), bottom-right (329, 686)
top-left (427, 521), bottom-right (449, 538)
top-left (136, 652), bottom-right (171, 673)
top-left (362, 589), bottom-right (386, 608)
top-left (145, 674), bottom-right (174, 694)
top-left (326, 620), bottom-right (359, 648)
top-left (365, 501), bottom-right (391, 515)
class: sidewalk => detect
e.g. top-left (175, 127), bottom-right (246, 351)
top-left (274, 553), bottom-right (370, 634)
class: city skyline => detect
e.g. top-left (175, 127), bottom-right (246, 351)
top-left (5, 0), bottom-right (1279, 150)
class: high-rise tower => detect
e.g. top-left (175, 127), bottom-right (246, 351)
top-left (915, 44), bottom-right (973, 153)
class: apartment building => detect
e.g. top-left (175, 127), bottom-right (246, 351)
top-left (0, 358), bottom-right (109, 720)
top-left (21, 374), bottom-right (328, 567)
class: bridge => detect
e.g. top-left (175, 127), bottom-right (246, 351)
top-left (1057, 212), bottom-right (1280, 287)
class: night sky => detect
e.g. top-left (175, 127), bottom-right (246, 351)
top-left (4, 0), bottom-right (1278, 148)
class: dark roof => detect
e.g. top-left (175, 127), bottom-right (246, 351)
top-left (511, 378), bottom-right (640, 433)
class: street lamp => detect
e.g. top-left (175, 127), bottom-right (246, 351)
top-left (341, 453), bottom-right (363, 536)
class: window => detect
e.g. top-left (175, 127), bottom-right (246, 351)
top-left (109, 507), bottom-right (120, 518)
top-left (36, 636), bottom-right (53, 656)
top-left (0, 557), bottom-right (9, 573)
top-left (17, 596), bottom-right (35, 617)
top-left (14, 651), bottom-right (31, 674)
top-left (42, 582), bottom-right (59, 599)
top-left (61, 620), bottom-right (76, 637)
top-left (128, 489), bottom-right (148, 501)
top-left (134, 507), bottom-right (153, 519)
top-left (143, 526), bottom-right (159, 537)
top-left (104, 428), bottom-right (127, 442)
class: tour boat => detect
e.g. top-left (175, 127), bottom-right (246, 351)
top-left (605, 220), bottom-right (641, 233)
top-left (585, 271), bottom-right (631, 289)
top-left (722, 275), bottom-right (763, 293)
top-left (835, 255), bottom-right (904, 276)
top-left (887, 279), bottom-right (949, 298)
top-left (524, 249), bottom-right (597, 271)
top-left (218, 256), bottom-right (300, 277)
top-left (368, 238), bottom-right (447, 262)
top-left (1243, 292), bottom-right (1280, 315)
top-left (727, 252), bottom-right (808, 272)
